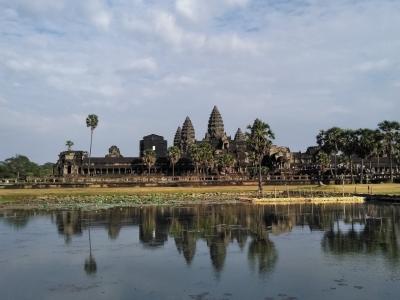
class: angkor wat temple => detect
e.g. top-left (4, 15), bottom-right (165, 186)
top-left (55, 106), bottom-right (292, 177)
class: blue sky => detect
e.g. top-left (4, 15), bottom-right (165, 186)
top-left (0, 0), bottom-right (399, 163)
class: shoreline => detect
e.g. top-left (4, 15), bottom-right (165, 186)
top-left (0, 184), bottom-right (399, 210)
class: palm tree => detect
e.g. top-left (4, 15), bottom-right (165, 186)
top-left (317, 127), bottom-right (343, 180)
top-left (340, 129), bottom-right (357, 183)
top-left (371, 130), bottom-right (384, 172)
top-left (378, 120), bottom-right (400, 182)
top-left (84, 216), bottom-right (97, 276)
top-left (189, 144), bottom-right (201, 176)
top-left (168, 146), bottom-right (181, 177)
top-left (246, 119), bottom-right (275, 196)
top-left (198, 142), bottom-right (214, 179)
top-left (65, 140), bottom-right (74, 151)
top-left (313, 150), bottom-right (330, 184)
top-left (355, 128), bottom-right (377, 183)
top-left (218, 153), bottom-right (235, 175)
top-left (86, 114), bottom-right (99, 176)
top-left (143, 149), bottom-right (156, 176)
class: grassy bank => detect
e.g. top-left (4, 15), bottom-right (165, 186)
top-left (0, 184), bottom-right (398, 209)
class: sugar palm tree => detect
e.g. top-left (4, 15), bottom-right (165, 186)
top-left (86, 114), bottom-right (99, 176)
top-left (313, 150), bottom-right (330, 184)
top-left (317, 127), bottom-right (343, 180)
top-left (189, 144), bottom-right (201, 176)
top-left (378, 120), bottom-right (400, 182)
top-left (246, 119), bottom-right (275, 196)
top-left (65, 140), bottom-right (74, 151)
top-left (371, 130), bottom-right (384, 171)
top-left (340, 129), bottom-right (357, 183)
top-left (355, 128), bottom-right (377, 183)
top-left (168, 146), bottom-right (181, 177)
top-left (84, 216), bottom-right (97, 276)
top-left (143, 149), bottom-right (156, 176)
top-left (198, 142), bottom-right (214, 179)
top-left (218, 153), bottom-right (235, 174)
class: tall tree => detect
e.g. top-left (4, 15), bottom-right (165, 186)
top-left (340, 129), bottom-right (358, 183)
top-left (189, 144), bottom-right (201, 176)
top-left (316, 127), bottom-right (343, 180)
top-left (355, 128), bottom-right (377, 183)
top-left (371, 130), bottom-right (384, 171)
top-left (378, 120), bottom-right (400, 182)
top-left (86, 114), bottom-right (99, 176)
top-left (84, 217), bottom-right (97, 276)
top-left (313, 150), bottom-right (330, 184)
top-left (143, 149), bottom-right (157, 176)
top-left (65, 140), bottom-right (74, 151)
top-left (168, 146), bottom-right (181, 177)
top-left (3, 155), bottom-right (40, 179)
top-left (198, 142), bottom-right (214, 179)
top-left (218, 153), bottom-right (235, 175)
top-left (246, 119), bottom-right (275, 196)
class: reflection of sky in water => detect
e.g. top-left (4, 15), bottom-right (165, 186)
top-left (0, 204), bottom-right (400, 300)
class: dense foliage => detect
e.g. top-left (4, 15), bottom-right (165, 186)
top-left (316, 120), bottom-right (400, 182)
top-left (0, 155), bottom-right (54, 178)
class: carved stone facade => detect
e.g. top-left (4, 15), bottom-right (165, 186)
top-left (55, 105), bottom-right (293, 177)
top-left (106, 145), bottom-right (122, 158)
top-left (204, 106), bottom-right (230, 152)
top-left (139, 134), bottom-right (168, 158)
top-left (180, 117), bottom-right (196, 155)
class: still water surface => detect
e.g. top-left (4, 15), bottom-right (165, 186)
top-left (1, 203), bottom-right (400, 300)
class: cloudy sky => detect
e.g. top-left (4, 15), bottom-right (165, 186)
top-left (0, 0), bottom-right (399, 163)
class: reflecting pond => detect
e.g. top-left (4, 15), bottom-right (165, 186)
top-left (1, 203), bottom-right (400, 299)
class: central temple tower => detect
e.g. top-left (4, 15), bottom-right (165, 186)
top-left (204, 106), bottom-right (230, 150)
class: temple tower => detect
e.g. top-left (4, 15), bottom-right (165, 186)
top-left (181, 117), bottom-right (195, 153)
top-left (234, 128), bottom-right (246, 142)
top-left (207, 106), bottom-right (224, 139)
top-left (174, 127), bottom-right (182, 148)
top-left (204, 106), bottom-right (229, 150)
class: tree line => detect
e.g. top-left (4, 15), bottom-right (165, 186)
top-left (315, 120), bottom-right (400, 183)
top-left (139, 118), bottom-right (274, 196)
top-left (0, 155), bottom-right (54, 178)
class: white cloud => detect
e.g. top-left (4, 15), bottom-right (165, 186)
top-left (354, 59), bottom-right (391, 72)
top-left (152, 10), bottom-right (262, 54)
top-left (85, 0), bottom-right (112, 30)
top-left (175, 0), bottom-right (249, 22)
top-left (1, 0), bottom-right (400, 162)
top-left (118, 58), bottom-right (158, 73)
top-left (153, 11), bottom-right (205, 48)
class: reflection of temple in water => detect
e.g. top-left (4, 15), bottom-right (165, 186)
top-left (2, 203), bottom-right (400, 274)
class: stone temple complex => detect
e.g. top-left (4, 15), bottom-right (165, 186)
top-left (55, 106), bottom-right (296, 177)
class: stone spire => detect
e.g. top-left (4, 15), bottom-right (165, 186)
top-left (234, 128), bottom-right (246, 142)
top-left (174, 127), bottom-right (182, 147)
top-left (181, 117), bottom-right (195, 152)
top-left (208, 106), bottom-right (224, 138)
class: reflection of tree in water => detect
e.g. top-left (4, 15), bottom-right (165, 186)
top-left (322, 205), bottom-right (400, 267)
top-left (84, 255), bottom-right (97, 275)
top-left (84, 216), bottom-right (97, 276)
top-left (1, 210), bottom-right (31, 230)
top-left (5, 203), bottom-right (400, 277)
